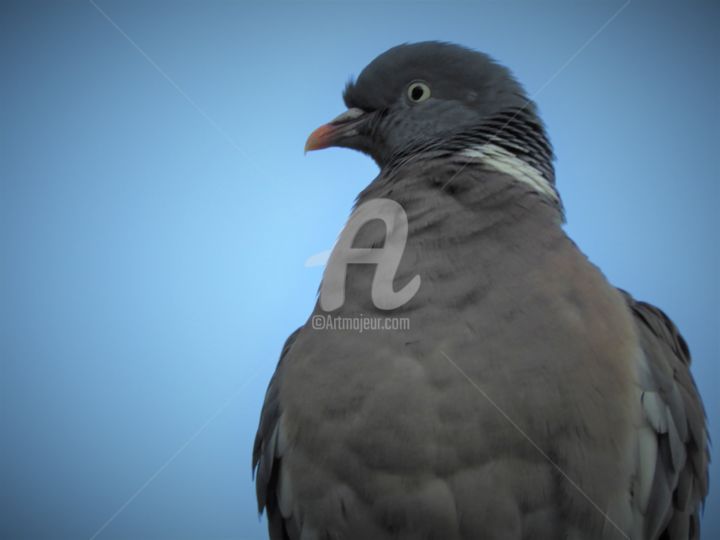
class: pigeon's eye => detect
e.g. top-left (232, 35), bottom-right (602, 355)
top-left (407, 81), bottom-right (431, 103)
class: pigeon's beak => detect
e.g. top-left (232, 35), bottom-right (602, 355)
top-left (305, 108), bottom-right (368, 153)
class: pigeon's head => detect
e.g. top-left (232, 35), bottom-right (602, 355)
top-left (305, 41), bottom-right (538, 168)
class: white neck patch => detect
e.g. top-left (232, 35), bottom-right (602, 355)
top-left (459, 143), bottom-right (558, 203)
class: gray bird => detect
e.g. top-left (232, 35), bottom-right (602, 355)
top-left (253, 42), bottom-right (708, 539)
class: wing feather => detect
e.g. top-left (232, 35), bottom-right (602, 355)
top-left (620, 290), bottom-right (709, 540)
top-left (253, 328), bottom-right (302, 540)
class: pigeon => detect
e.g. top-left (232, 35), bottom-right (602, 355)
top-left (253, 42), bottom-right (708, 540)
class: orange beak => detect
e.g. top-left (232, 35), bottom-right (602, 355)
top-left (304, 123), bottom-right (340, 153)
top-left (304, 108), bottom-right (367, 153)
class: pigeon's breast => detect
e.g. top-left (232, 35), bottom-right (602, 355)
top-left (275, 173), bottom-right (640, 539)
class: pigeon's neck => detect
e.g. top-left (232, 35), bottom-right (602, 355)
top-left (383, 108), bottom-right (562, 217)
top-left (358, 162), bottom-right (563, 235)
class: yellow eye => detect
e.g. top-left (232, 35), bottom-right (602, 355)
top-left (407, 81), bottom-right (431, 103)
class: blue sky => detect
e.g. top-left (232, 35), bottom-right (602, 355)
top-left (1, 1), bottom-right (717, 538)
